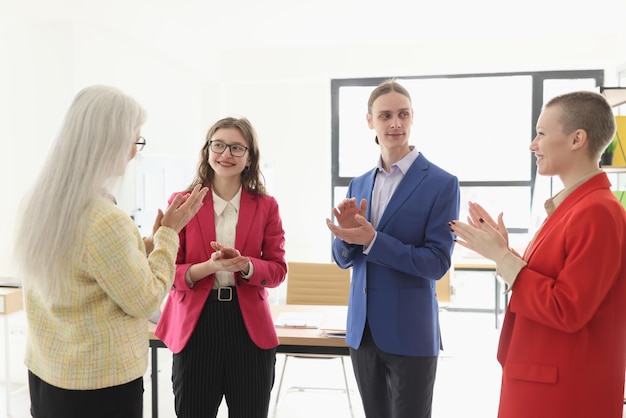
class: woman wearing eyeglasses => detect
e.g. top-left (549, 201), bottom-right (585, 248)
top-left (13, 85), bottom-right (208, 418)
top-left (155, 117), bottom-right (287, 418)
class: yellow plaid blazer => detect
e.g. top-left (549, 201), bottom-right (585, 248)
top-left (24, 197), bottom-right (178, 389)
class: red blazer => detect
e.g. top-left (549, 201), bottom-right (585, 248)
top-left (497, 173), bottom-right (626, 418)
top-left (155, 188), bottom-right (287, 353)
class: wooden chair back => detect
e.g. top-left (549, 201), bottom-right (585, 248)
top-left (286, 262), bottom-right (350, 306)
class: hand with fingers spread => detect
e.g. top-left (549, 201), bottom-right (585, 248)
top-left (144, 184), bottom-right (208, 255)
top-left (160, 184), bottom-right (209, 233)
top-left (467, 201), bottom-right (509, 248)
top-left (326, 212), bottom-right (376, 247)
top-left (331, 197), bottom-right (367, 228)
top-left (450, 216), bottom-right (510, 264)
top-left (326, 198), bottom-right (375, 247)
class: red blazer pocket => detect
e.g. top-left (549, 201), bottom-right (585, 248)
top-left (507, 362), bottom-right (558, 384)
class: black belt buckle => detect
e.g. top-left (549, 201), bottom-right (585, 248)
top-left (218, 287), bottom-right (233, 301)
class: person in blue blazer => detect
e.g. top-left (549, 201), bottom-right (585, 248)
top-left (326, 79), bottom-right (460, 418)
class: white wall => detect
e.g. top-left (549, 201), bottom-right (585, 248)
top-left (0, 18), bottom-right (211, 277)
top-left (0, 18), bottom-right (75, 278)
top-left (2, 13), bottom-right (626, 276)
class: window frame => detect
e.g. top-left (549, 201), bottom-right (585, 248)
top-left (330, 70), bottom-right (605, 235)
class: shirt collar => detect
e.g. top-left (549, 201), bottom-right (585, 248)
top-left (544, 170), bottom-right (601, 216)
top-left (376, 146), bottom-right (419, 175)
top-left (212, 186), bottom-right (242, 216)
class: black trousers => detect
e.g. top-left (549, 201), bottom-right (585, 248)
top-left (172, 288), bottom-right (276, 418)
top-left (350, 323), bottom-right (438, 418)
top-left (28, 371), bottom-right (143, 418)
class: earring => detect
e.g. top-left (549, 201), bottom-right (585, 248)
top-left (244, 166), bottom-right (250, 172)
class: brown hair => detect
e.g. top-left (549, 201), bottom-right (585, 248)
top-left (188, 117), bottom-right (267, 195)
top-left (545, 91), bottom-right (616, 159)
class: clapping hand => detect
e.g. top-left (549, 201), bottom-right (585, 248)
top-left (326, 198), bottom-right (375, 246)
top-left (143, 185), bottom-right (208, 254)
top-left (450, 202), bottom-right (509, 263)
top-left (142, 209), bottom-right (163, 255)
top-left (209, 241), bottom-right (250, 273)
top-left (330, 198), bottom-right (367, 228)
top-left (160, 184), bottom-right (209, 233)
top-left (467, 201), bottom-right (509, 248)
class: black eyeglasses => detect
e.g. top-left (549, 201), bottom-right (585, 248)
top-left (208, 140), bottom-right (248, 157)
top-left (135, 136), bottom-right (147, 152)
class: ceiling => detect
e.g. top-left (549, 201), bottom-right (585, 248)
top-left (4, 0), bottom-right (626, 71)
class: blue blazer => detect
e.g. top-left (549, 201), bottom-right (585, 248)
top-left (332, 153), bottom-right (459, 357)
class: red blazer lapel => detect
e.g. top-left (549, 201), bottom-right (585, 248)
top-left (194, 190), bottom-right (217, 257)
top-left (524, 173), bottom-right (611, 262)
top-left (235, 189), bottom-right (257, 251)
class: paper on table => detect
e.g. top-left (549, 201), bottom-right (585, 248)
top-left (321, 330), bottom-right (346, 338)
top-left (320, 313), bottom-right (347, 338)
top-left (274, 311), bottom-right (324, 329)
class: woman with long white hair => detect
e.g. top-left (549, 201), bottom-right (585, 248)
top-left (13, 85), bottom-right (208, 418)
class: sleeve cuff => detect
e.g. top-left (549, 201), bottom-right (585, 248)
top-left (362, 232), bottom-right (377, 255)
top-left (185, 268), bottom-right (195, 288)
top-left (240, 261), bottom-right (254, 280)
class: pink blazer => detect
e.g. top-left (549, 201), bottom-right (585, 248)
top-left (496, 173), bottom-right (626, 418)
top-left (155, 188), bottom-right (287, 353)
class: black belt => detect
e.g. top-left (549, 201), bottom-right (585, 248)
top-left (208, 286), bottom-right (235, 302)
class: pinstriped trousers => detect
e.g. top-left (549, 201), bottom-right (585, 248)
top-left (171, 289), bottom-right (276, 418)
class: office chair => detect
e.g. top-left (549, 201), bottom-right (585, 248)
top-left (273, 261), bottom-right (353, 417)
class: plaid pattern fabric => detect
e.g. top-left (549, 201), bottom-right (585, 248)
top-left (24, 197), bottom-right (178, 389)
